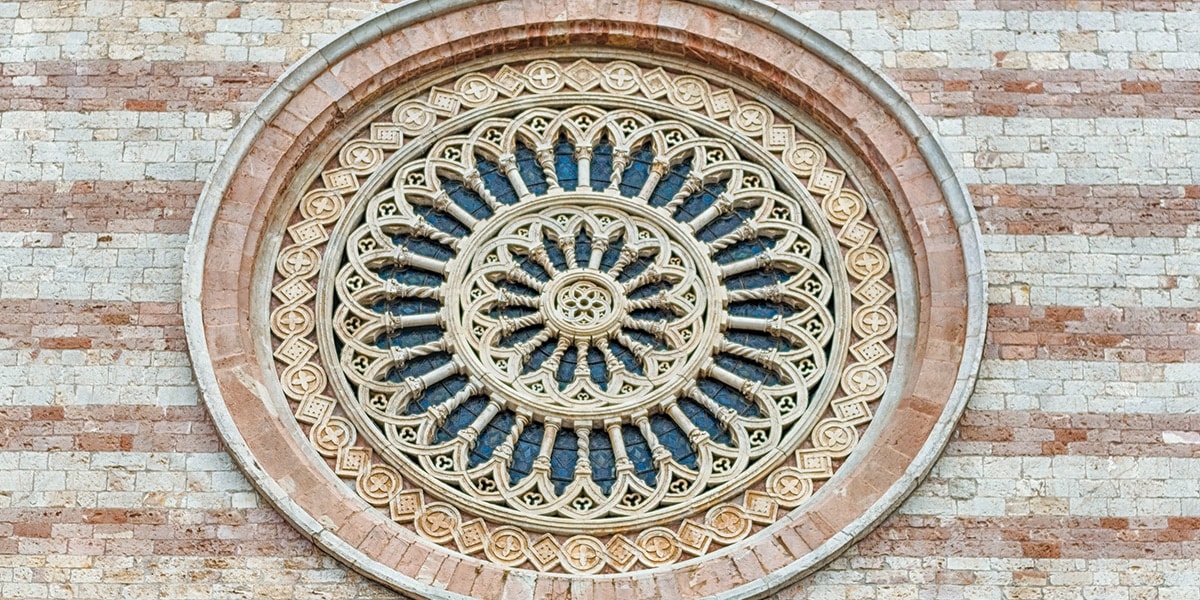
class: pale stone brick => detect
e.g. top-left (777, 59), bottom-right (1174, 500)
top-left (1115, 12), bottom-right (1166, 32)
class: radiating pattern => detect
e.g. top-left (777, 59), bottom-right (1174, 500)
top-left (268, 58), bottom-right (902, 573)
top-left (331, 105), bottom-right (836, 524)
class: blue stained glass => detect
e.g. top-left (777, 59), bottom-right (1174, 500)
top-left (374, 324), bottom-right (442, 350)
top-left (387, 351), bottom-right (451, 383)
top-left (549, 429), bottom-right (578, 494)
top-left (590, 136), bottom-right (614, 192)
top-left (712, 237), bottom-right (776, 264)
top-left (499, 325), bottom-right (544, 349)
top-left (698, 378), bottom-right (761, 417)
top-left (729, 300), bottom-right (793, 319)
top-left (724, 268), bottom-right (791, 291)
top-left (487, 303), bottom-right (537, 321)
top-left (440, 176), bottom-right (494, 220)
top-left (599, 233), bottom-right (624, 272)
top-left (589, 430), bottom-right (616, 494)
top-left (650, 414), bottom-right (697, 469)
top-left (556, 346), bottom-right (577, 389)
top-left (435, 396), bottom-right (488, 443)
top-left (574, 228), bottom-right (592, 267)
top-left (523, 338), bottom-right (557, 374)
top-left (541, 236), bottom-right (569, 272)
top-left (715, 352), bottom-right (781, 386)
top-left (617, 142), bottom-right (654, 198)
top-left (407, 374), bottom-right (468, 415)
top-left (497, 279), bottom-right (540, 298)
top-left (373, 297), bottom-right (440, 318)
top-left (623, 329), bottom-right (667, 352)
top-left (554, 133), bottom-right (578, 191)
top-left (387, 234), bottom-right (455, 261)
top-left (470, 410), bottom-right (515, 467)
top-left (475, 154), bottom-right (518, 205)
top-left (673, 180), bottom-right (728, 223)
top-left (679, 398), bottom-right (731, 446)
top-left (377, 265), bottom-right (443, 287)
top-left (628, 280), bottom-right (671, 300)
top-left (614, 255), bottom-right (653, 283)
top-left (649, 157), bottom-right (692, 207)
top-left (412, 204), bottom-right (469, 238)
top-left (515, 253), bottom-right (552, 283)
top-left (621, 425), bottom-right (657, 487)
top-left (725, 330), bottom-right (795, 353)
top-left (508, 422), bottom-right (545, 485)
top-left (608, 339), bottom-right (644, 376)
top-left (629, 308), bottom-right (676, 323)
top-left (515, 142), bottom-right (549, 196)
top-left (587, 346), bottom-right (606, 389)
top-left (697, 207), bottom-right (754, 243)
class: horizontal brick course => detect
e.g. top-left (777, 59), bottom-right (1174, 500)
top-left (0, 61), bottom-right (282, 113)
top-left (973, 184), bottom-right (1200, 237)
top-left (0, 406), bottom-right (217, 453)
top-left (6, 62), bottom-right (1200, 119)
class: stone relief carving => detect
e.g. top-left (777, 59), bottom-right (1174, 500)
top-left (268, 59), bottom-right (896, 574)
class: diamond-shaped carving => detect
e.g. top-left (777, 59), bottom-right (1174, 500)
top-left (274, 336), bottom-right (316, 364)
top-left (369, 123), bottom-right (404, 147)
top-left (491, 66), bottom-right (524, 96)
top-left (605, 535), bottom-right (639, 572)
top-left (389, 490), bottom-right (424, 523)
top-left (321, 168), bottom-right (359, 192)
top-left (708, 89), bottom-right (737, 118)
top-left (455, 519), bottom-right (488, 554)
top-left (767, 125), bottom-right (795, 150)
top-left (676, 520), bottom-right (712, 556)
top-left (295, 394), bottom-right (332, 424)
top-left (641, 68), bottom-right (670, 98)
top-left (272, 278), bottom-right (315, 304)
top-left (285, 219), bottom-right (328, 246)
top-left (809, 168), bottom-right (845, 196)
top-left (743, 490), bottom-right (778, 524)
top-left (839, 221), bottom-right (876, 248)
top-left (563, 60), bottom-right (602, 91)
top-left (334, 447), bottom-right (369, 478)
top-left (527, 534), bottom-right (561, 570)
top-left (426, 87), bottom-right (462, 115)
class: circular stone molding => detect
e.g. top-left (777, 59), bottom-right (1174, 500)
top-left (184, 1), bottom-right (986, 598)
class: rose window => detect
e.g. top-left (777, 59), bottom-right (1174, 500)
top-left (248, 57), bottom-right (924, 576)
top-left (329, 102), bottom-right (841, 533)
top-left (187, 0), bottom-right (986, 590)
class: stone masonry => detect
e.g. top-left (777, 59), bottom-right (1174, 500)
top-left (1, 1), bottom-right (1198, 598)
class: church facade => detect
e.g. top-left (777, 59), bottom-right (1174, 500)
top-left (1, 1), bottom-right (1197, 598)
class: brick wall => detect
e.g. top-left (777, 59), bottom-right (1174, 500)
top-left (1, 2), bottom-right (1197, 598)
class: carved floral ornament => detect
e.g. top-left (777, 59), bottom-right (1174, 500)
top-left (185, 3), bottom-right (984, 597)
top-left (271, 58), bottom-right (896, 573)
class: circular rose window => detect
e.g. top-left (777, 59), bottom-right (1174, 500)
top-left (184, 2), bottom-right (985, 597)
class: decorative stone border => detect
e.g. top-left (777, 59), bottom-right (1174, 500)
top-left (184, 1), bottom-right (985, 598)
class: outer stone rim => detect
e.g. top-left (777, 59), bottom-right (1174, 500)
top-left (182, 1), bottom-right (986, 598)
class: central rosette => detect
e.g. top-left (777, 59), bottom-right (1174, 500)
top-left (444, 193), bottom-right (723, 421)
top-left (547, 274), bottom-right (621, 334)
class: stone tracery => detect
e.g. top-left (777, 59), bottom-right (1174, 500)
top-left (270, 58), bottom-right (897, 573)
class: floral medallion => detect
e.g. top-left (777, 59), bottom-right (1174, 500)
top-left (185, 3), bottom-right (984, 596)
top-left (271, 59), bottom-right (896, 572)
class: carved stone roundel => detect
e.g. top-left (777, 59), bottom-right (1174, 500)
top-left (186, 3), bottom-right (986, 593)
top-left (281, 56), bottom-right (899, 570)
top-left (326, 94), bottom-right (851, 535)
